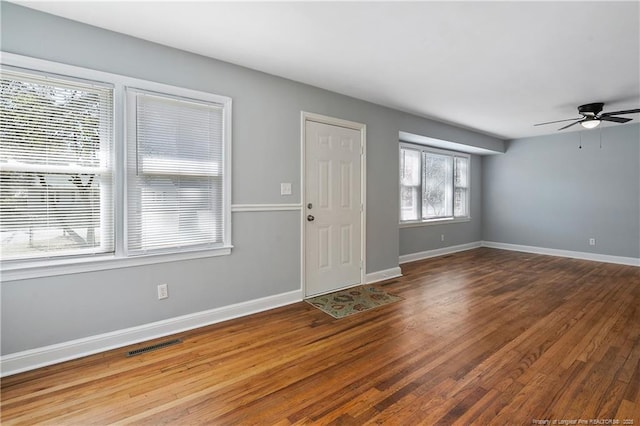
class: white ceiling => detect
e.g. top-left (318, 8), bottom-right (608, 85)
top-left (15, 1), bottom-right (640, 140)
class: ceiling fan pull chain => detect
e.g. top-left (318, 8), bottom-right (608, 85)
top-left (599, 126), bottom-right (602, 149)
top-left (579, 131), bottom-right (582, 149)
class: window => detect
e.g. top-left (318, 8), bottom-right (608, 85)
top-left (399, 147), bottom-right (421, 221)
top-left (1, 68), bottom-right (114, 261)
top-left (1, 53), bottom-right (232, 277)
top-left (400, 143), bottom-right (470, 223)
top-left (126, 89), bottom-right (227, 254)
top-left (454, 156), bottom-right (468, 217)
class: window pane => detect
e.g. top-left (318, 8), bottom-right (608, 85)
top-left (454, 157), bottom-right (468, 188)
top-left (127, 90), bottom-right (226, 254)
top-left (129, 176), bottom-right (222, 251)
top-left (400, 147), bottom-right (421, 187)
top-left (454, 188), bottom-right (467, 217)
top-left (400, 186), bottom-right (420, 222)
top-left (136, 94), bottom-right (223, 176)
top-left (400, 148), bottom-right (421, 221)
top-left (0, 69), bottom-right (113, 260)
top-left (422, 152), bottom-right (453, 219)
top-left (454, 157), bottom-right (469, 217)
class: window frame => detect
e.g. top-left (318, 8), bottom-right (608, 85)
top-left (124, 86), bottom-right (231, 256)
top-left (399, 145), bottom-right (422, 222)
top-left (0, 52), bottom-right (232, 281)
top-left (1, 66), bottom-right (116, 261)
top-left (399, 142), bottom-right (471, 227)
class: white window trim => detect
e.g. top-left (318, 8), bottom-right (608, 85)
top-left (399, 142), bottom-right (471, 226)
top-left (0, 52), bottom-right (233, 281)
top-left (399, 217), bottom-right (472, 228)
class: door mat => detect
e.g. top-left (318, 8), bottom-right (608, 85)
top-left (305, 285), bottom-right (403, 319)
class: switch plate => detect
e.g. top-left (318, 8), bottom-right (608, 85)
top-left (280, 182), bottom-right (292, 195)
top-left (157, 284), bottom-right (168, 300)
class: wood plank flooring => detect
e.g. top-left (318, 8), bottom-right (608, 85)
top-left (2, 248), bottom-right (639, 424)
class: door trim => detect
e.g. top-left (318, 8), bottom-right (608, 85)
top-left (300, 111), bottom-right (367, 297)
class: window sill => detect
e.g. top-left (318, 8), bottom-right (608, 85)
top-left (399, 217), bottom-right (471, 228)
top-left (0, 246), bottom-right (233, 282)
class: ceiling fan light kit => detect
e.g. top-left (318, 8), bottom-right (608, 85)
top-left (534, 102), bottom-right (640, 131)
top-left (580, 119), bottom-right (601, 129)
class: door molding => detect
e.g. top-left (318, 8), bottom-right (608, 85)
top-left (300, 111), bottom-right (367, 297)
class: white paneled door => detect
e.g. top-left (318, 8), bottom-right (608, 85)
top-left (304, 118), bottom-right (363, 297)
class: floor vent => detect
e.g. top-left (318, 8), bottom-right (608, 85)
top-left (126, 338), bottom-right (182, 357)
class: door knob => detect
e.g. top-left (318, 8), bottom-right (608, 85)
top-left (307, 214), bottom-right (315, 222)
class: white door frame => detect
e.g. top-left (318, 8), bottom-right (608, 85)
top-left (300, 111), bottom-right (367, 297)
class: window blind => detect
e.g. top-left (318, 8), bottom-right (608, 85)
top-left (126, 90), bottom-right (225, 254)
top-left (400, 147), bottom-right (421, 221)
top-left (454, 156), bottom-right (469, 217)
top-left (1, 68), bottom-right (114, 261)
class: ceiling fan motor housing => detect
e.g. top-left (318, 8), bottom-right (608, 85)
top-left (578, 102), bottom-right (604, 117)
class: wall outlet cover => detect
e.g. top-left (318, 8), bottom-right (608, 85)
top-left (157, 284), bottom-right (169, 300)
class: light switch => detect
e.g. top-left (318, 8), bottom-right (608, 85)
top-left (280, 182), bottom-right (292, 195)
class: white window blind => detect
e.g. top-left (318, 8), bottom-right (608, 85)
top-left (454, 156), bottom-right (469, 217)
top-left (126, 89), bottom-right (226, 254)
top-left (400, 147), bottom-right (421, 222)
top-left (1, 68), bottom-right (114, 261)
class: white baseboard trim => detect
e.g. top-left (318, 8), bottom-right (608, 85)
top-left (399, 241), bottom-right (482, 264)
top-left (365, 267), bottom-right (402, 284)
top-left (482, 241), bottom-right (640, 267)
top-left (1, 289), bottom-right (303, 377)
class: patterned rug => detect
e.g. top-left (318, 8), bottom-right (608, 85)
top-left (305, 285), bottom-right (403, 319)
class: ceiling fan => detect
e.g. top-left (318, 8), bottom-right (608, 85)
top-left (534, 103), bottom-right (640, 131)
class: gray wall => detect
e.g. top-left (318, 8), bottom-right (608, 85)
top-left (483, 124), bottom-right (640, 258)
top-left (399, 155), bottom-right (483, 255)
top-left (0, 3), bottom-right (503, 355)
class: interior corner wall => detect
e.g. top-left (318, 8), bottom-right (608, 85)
top-left (0, 3), bottom-right (503, 356)
top-left (482, 123), bottom-right (640, 259)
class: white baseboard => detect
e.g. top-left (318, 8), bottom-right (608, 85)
top-left (481, 241), bottom-right (640, 267)
top-left (1, 289), bottom-right (303, 377)
top-left (365, 267), bottom-right (402, 284)
top-left (399, 241), bottom-right (482, 264)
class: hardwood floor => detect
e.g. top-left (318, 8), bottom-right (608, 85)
top-left (2, 248), bottom-right (639, 425)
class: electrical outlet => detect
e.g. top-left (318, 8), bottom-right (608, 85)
top-left (441, 234), bottom-right (445, 242)
top-left (589, 238), bottom-right (596, 246)
top-left (157, 284), bottom-right (169, 300)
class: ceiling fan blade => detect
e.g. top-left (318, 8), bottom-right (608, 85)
top-left (600, 116), bottom-right (632, 123)
top-left (558, 120), bottom-right (582, 131)
top-left (601, 108), bottom-right (640, 116)
top-left (534, 118), bottom-right (581, 126)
